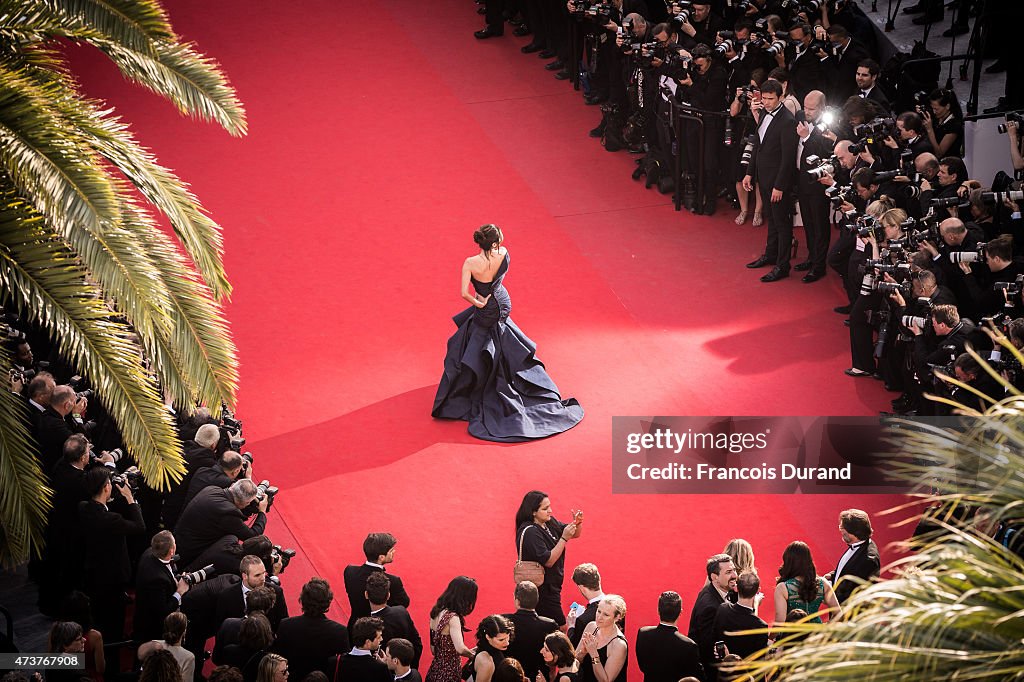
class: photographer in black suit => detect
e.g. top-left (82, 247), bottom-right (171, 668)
top-left (174, 479), bottom-right (268, 567)
top-left (744, 79), bottom-right (798, 281)
top-left (215, 554), bottom-right (289, 630)
top-left (134, 530), bottom-right (190, 642)
top-left (272, 577), bottom-right (349, 681)
top-left (343, 532), bottom-right (410, 633)
top-left (824, 509), bottom-right (881, 604)
top-left (181, 451), bottom-right (247, 512)
top-left (365, 571), bottom-right (422, 669)
top-left (502, 581), bottom-right (558, 680)
top-left (636, 590), bottom-right (702, 682)
top-left (794, 90), bottom-right (835, 282)
top-left (78, 466), bottom-right (145, 640)
top-left (36, 384), bottom-right (88, 472)
top-left (162, 423), bottom-right (221, 529)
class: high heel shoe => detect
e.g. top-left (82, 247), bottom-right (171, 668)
top-left (734, 210), bottom-right (748, 225)
top-left (751, 212), bottom-right (763, 227)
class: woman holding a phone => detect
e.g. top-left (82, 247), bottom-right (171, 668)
top-left (514, 490), bottom-right (583, 626)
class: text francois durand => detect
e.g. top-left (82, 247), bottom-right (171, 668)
top-left (624, 428), bottom-right (851, 481)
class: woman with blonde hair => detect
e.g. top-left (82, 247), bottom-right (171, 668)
top-left (723, 539), bottom-right (757, 575)
top-left (576, 595), bottom-right (627, 682)
top-left (255, 653), bottom-right (289, 682)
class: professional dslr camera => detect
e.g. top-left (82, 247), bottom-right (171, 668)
top-left (994, 274), bottom-right (1024, 299)
top-left (272, 545), bottom-right (297, 572)
top-left (178, 563), bottom-right (216, 587)
top-left (111, 466), bottom-right (142, 498)
top-left (848, 118), bottom-right (897, 155)
top-left (738, 134), bottom-right (757, 170)
top-left (220, 403), bottom-right (246, 452)
top-left (997, 112), bottom-right (1024, 135)
top-left (737, 84), bottom-right (759, 106)
top-left (584, 2), bottom-right (613, 19)
top-left (805, 154), bottom-right (836, 180)
top-left (666, 0), bottom-right (693, 25)
top-left (948, 242), bottom-right (986, 265)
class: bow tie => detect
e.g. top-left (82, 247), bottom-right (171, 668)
top-left (860, 90), bottom-right (869, 97)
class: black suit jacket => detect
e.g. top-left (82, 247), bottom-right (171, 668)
top-left (78, 498), bottom-right (145, 588)
top-left (797, 127), bottom-right (835, 195)
top-left (133, 548), bottom-right (181, 641)
top-left (343, 563), bottom-right (410, 630)
top-left (831, 539), bottom-right (881, 603)
top-left (215, 581), bottom-right (289, 631)
top-left (687, 584), bottom-right (727, 674)
top-left (712, 602), bottom-right (768, 659)
top-left (787, 46), bottom-right (825, 103)
top-left (183, 465), bottom-right (234, 511)
top-left (372, 605), bottom-right (423, 670)
top-left (635, 623), bottom-right (703, 682)
top-left (162, 441), bottom-right (218, 529)
top-left (826, 39), bottom-right (871, 104)
top-left (174, 486), bottom-right (266, 566)
top-left (336, 653), bottom-right (392, 682)
top-left (863, 85), bottom-right (891, 113)
top-left (394, 671), bottom-right (422, 682)
top-left (272, 613), bottom-right (350, 681)
top-left (35, 406), bottom-right (81, 473)
top-left (502, 609), bottom-right (559, 680)
top-left (750, 105), bottom-right (798, 194)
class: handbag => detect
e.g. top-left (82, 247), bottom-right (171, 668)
top-left (513, 525), bottom-right (546, 586)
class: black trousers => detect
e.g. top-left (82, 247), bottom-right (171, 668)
top-left (485, 0), bottom-right (506, 33)
top-left (828, 228), bottom-right (858, 302)
top-left (798, 189), bottom-right (830, 273)
top-left (849, 292), bottom-right (879, 372)
top-left (758, 181), bottom-right (795, 268)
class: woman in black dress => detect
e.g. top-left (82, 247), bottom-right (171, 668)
top-left (514, 490), bottom-right (583, 625)
top-left (432, 225), bottom-right (583, 442)
top-left (537, 632), bottom-right (580, 682)
top-left (922, 88), bottom-right (965, 158)
top-left (577, 597), bottom-right (627, 682)
top-left (464, 615), bottom-right (513, 682)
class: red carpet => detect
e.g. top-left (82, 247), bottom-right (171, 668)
top-left (70, 0), bottom-right (911, 675)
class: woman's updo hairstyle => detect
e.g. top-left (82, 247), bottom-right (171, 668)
top-left (473, 224), bottom-right (503, 252)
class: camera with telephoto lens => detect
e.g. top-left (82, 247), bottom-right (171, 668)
top-left (178, 563), bottom-right (215, 587)
top-left (993, 274), bottom-right (1024, 298)
top-left (111, 466), bottom-right (142, 496)
top-left (872, 170), bottom-right (899, 184)
top-left (902, 314), bottom-right (930, 332)
top-left (997, 112), bottom-right (1024, 135)
top-left (240, 451), bottom-right (254, 475)
top-left (874, 263), bottom-right (913, 279)
top-left (903, 175), bottom-right (924, 199)
top-left (980, 189), bottom-right (1024, 204)
top-left (272, 545), bottom-right (297, 572)
top-left (666, 0), bottom-right (692, 23)
top-left (739, 134), bottom-right (757, 168)
top-left (927, 345), bottom-right (959, 381)
top-left (806, 154), bottom-right (835, 180)
top-left (930, 195), bottom-right (966, 209)
top-left (715, 38), bottom-right (742, 55)
top-left (853, 215), bottom-right (883, 239)
top-left (826, 183), bottom-right (855, 208)
top-left (585, 2), bottom-right (613, 19)
top-left (9, 360), bottom-right (48, 385)
top-left (256, 479), bottom-right (278, 509)
top-left (948, 243), bottom-right (986, 264)
top-left (763, 38), bottom-right (787, 55)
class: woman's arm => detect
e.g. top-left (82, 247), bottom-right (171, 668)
top-left (774, 583), bottom-right (788, 624)
top-left (822, 578), bottom-right (843, 621)
top-left (592, 637), bottom-right (627, 682)
top-left (542, 523), bottom-right (578, 568)
top-left (474, 652), bottom-right (496, 682)
top-left (1007, 122), bottom-right (1024, 171)
top-left (933, 132), bottom-right (956, 158)
top-left (575, 622), bottom-right (598, 662)
top-left (447, 615), bottom-right (474, 657)
top-left (89, 630), bottom-right (104, 674)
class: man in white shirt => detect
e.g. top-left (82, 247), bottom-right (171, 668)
top-left (825, 508), bottom-right (881, 603)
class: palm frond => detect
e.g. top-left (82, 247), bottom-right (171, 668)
top-left (98, 39), bottom-right (246, 136)
top-left (6, 0), bottom-right (172, 55)
top-left (0, 343), bottom-right (51, 568)
top-left (0, 191), bottom-right (185, 491)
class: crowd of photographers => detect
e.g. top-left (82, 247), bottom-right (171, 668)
top-left (474, 0), bottom-right (1024, 416)
top-left (4, 312), bottom-right (295, 680)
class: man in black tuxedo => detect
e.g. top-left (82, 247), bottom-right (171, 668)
top-left (794, 90), bottom-right (835, 282)
top-left (162, 423), bottom-right (221, 529)
top-left (344, 533), bottom-right (410, 633)
top-left (823, 24), bottom-right (870, 105)
top-left (854, 60), bottom-right (891, 113)
top-left (636, 590), bottom-right (702, 682)
top-left (337, 617), bottom-right (391, 682)
top-left (215, 554), bottom-right (289, 630)
top-left (744, 79), bottom-right (799, 282)
top-left (181, 451), bottom-right (246, 512)
top-left (174, 479), bottom-right (268, 567)
top-left (896, 113), bottom-right (935, 159)
top-left (365, 572), bottom-right (423, 669)
top-left (825, 509), bottom-right (881, 604)
top-left (785, 22), bottom-right (825, 104)
top-left (384, 638), bottom-right (422, 682)
top-left (134, 530), bottom-right (190, 641)
top-left (502, 581), bottom-right (558, 680)
top-left (24, 372), bottom-right (55, 435)
top-left (212, 585), bottom-right (275, 664)
top-left (273, 577), bottom-right (350, 681)
top-left (712, 573), bottom-right (767, 660)
top-left (567, 562), bottom-right (605, 648)
top-left (35, 384), bottom-right (87, 473)
top-left (78, 466), bottom-right (145, 640)
top-left (687, 554), bottom-right (737, 682)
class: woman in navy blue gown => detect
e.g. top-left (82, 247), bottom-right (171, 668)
top-left (432, 224), bottom-right (583, 442)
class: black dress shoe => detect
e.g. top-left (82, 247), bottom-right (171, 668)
top-left (539, 49), bottom-right (557, 59)
top-left (554, 70), bottom-right (571, 80)
top-left (760, 267), bottom-right (789, 282)
top-left (942, 23), bottom-right (969, 37)
top-left (801, 271), bottom-right (824, 283)
top-left (985, 60), bottom-right (1006, 74)
top-left (902, 2), bottom-right (925, 12)
top-left (834, 304), bottom-right (853, 314)
top-left (521, 42), bottom-right (542, 53)
top-left (746, 256), bottom-right (775, 268)
top-left (583, 94), bottom-right (606, 105)
top-left (477, 6), bottom-right (487, 13)
top-left (474, 27), bottom-right (503, 38)
top-left (844, 367), bottom-right (872, 377)
top-left (513, 25), bottom-right (531, 36)
top-left (544, 60), bottom-right (564, 71)
top-left (589, 124), bottom-right (604, 138)
top-left (793, 261), bottom-right (812, 272)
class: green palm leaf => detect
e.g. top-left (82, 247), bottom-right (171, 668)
top-left (5, 0), bottom-right (172, 55)
top-left (0, 344), bottom-right (51, 568)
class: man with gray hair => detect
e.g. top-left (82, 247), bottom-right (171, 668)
top-left (794, 90), bottom-right (834, 283)
top-left (163, 421), bottom-right (223, 529)
top-left (173, 478), bottom-right (268, 567)
top-left (182, 451), bottom-right (248, 511)
top-left (35, 383), bottom-right (89, 471)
